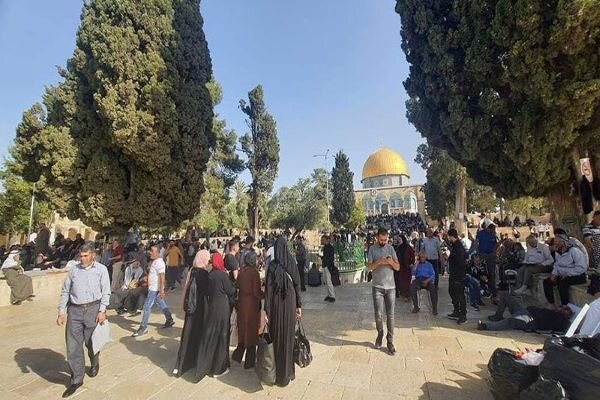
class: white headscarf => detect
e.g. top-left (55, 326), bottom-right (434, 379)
top-left (1, 249), bottom-right (20, 269)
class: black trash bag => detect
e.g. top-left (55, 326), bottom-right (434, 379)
top-left (520, 376), bottom-right (569, 400)
top-left (293, 319), bottom-right (313, 368)
top-left (559, 335), bottom-right (600, 361)
top-left (255, 329), bottom-right (276, 385)
top-left (487, 348), bottom-right (539, 400)
top-left (540, 337), bottom-right (600, 400)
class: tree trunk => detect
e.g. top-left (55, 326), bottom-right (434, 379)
top-left (547, 184), bottom-right (582, 238)
top-left (455, 177), bottom-right (467, 235)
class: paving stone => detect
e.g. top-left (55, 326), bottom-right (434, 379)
top-left (0, 281), bottom-right (550, 400)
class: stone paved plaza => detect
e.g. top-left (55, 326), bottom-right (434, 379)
top-left (0, 278), bottom-right (546, 400)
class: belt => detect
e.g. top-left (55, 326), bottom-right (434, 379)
top-left (70, 300), bottom-right (101, 308)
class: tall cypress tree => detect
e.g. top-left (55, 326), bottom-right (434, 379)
top-left (240, 85), bottom-right (280, 238)
top-left (331, 151), bottom-right (355, 227)
top-left (11, 0), bottom-right (214, 232)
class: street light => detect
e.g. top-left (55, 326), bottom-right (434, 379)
top-left (27, 183), bottom-right (36, 239)
top-left (313, 149), bottom-right (330, 223)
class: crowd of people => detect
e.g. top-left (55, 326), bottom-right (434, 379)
top-left (3, 209), bottom-right (600, 398)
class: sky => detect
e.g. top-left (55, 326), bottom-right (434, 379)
top-left (0, 0), bottom-right (425, 190)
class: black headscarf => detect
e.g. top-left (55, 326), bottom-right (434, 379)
top-left (269, 237), bottom-right (297, 299)
top-left (398, 234), bottom-right (409, 265)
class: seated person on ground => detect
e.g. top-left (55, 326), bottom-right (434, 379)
top-left (469, 253), bottom-right (490, 297)
top-left (465, 269), bottom-right (485, 311)
top-left (410, 251), bottom-right (438, 315)
top-left (497, 238), bottom-right (525, 283)
top-left (38, 246), bottom-right (62, 270)
top-left (1, 247), bottom-right (34, 305)
top-left (514, 235), bottom-right (555, 296)
top-left (543, 232), bottom-right (588, 307)
top-left (109, 260), bottom-right (145, 313)
top-left (478, 291), bottom-right (573, 333)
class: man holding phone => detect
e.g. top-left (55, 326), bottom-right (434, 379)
top-left (367, 228), bottom-right (400, 355)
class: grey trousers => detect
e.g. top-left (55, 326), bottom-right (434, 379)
top-left (372, 287), bottom-right (395, 342)
top-left (518, 264), bottom-right (552, 288)
top-left (66, 304), bottom-right (100, 385)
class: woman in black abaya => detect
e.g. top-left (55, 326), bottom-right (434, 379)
top-left (195, 251), bottom-right (236, 380)
top-left (173, 250), bottom-right (210, 377)
top-left (265, 237), bottom-right (302, 387)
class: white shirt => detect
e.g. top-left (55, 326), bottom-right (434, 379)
top-left (552, 247), bottom-right (587, 277)
top-left (579, 297), bottom-right (600, 336)
top-left (523, 243), bottom-right (554, 266)
top-left (148, 258), bottom-right (166, 291)
top-left (461, 237), bottom-right (472, 252)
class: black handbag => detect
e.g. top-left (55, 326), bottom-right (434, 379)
top-left (255, 324), bottom-right (276, 385)
top-left (293, 319), bottom-right (313, 368)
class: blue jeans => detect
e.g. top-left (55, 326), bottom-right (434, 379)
top-left (464, 275), bottom-right (481, 304)
top-left (140, 290), bottom-right (173, 331)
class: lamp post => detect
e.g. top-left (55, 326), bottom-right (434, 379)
top-left (27, 183), bottom-right (36, 239)
top-left (313, 149), bottom-right (330, 223)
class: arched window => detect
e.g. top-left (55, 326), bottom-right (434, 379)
top-left (389, 193), bottom-right (403, 209)
top-left (363, 197), bottom-right (374, 213)
top-left (404, 192), bottom-right (418, 212)
top-left (375, 193), bottom-right (388, 213)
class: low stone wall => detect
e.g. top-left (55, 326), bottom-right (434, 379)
top-left (0, 270), bottom-right (66, 307)
top-left (531, 272), bottom-right (594, 307)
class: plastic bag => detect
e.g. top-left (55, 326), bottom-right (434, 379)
top-left (91, 321), bottom-right (112, 355)
top-left (559, 335), bottom-right (600, 361)
top-left (487, 348), bottom-right (539, 400)
top-left (539, 337), bottom-right (600, 400)
top-left (293, 319), bottom-right (313, 368)
top-left (520, 376), bottom-right (569, 400)
top-left (255, 327), bottom-right (276, 385)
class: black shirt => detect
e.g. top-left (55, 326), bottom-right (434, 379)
top-left (224, 253), bottom-right (239, 281)
top-left (448, 240), bottom-right (467, 281)
top-left (527, 307), bottom-right (570, 332)
top-left (322, 243), bottom-right (335, 270)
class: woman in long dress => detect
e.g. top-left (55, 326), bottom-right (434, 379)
top-left (173, 250), bottom-right (210, 377)
top-left (1, 248), bottom-right (34, 305)
top-left (195, 251), bottom-right (236, 380)
top-left (394, 235), bottom-right (414, 302)
top-left (265, 237), bottom-right (302, 387)
top-left (232, 250), bottom-right (262, 369)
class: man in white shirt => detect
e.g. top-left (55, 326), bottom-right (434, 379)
top-left (514, 235), bottom-right (555, 296)
top-left (133, 245), bottom-right (174, 337)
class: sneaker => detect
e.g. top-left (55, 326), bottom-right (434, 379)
top-left (374, 332), bottom-right (383, 349)
top-left (328, 297), bottom-right (336, 303)
top-left (457, 315), bottom-right (467, 325)
top-left (470, 303), bottom-right (480, 311)
top-left (130, 310), bottom-right (142, 317)
top-left (116, 308), bottom-right (127, 315)
top-left (212, 368), bottom-right (230, 378)
top-left (477, 321), bottom-right (487, 331)
top-left (132, 328), bottom-right (148, 337)
top-left (161, 319), bottom-right (175, 329)
top-left (447, 312), bottom-right (460, 320)
top-left (172, 368), bottom-right (179, 377)
top-left (477, 299), bottom-right (485, 306)
top-left (324, 296), bottom-right (332, 302)
top-left (487, 314), bottom-right (503, 322)
top-left (411, 307), bottom-right (420, 313)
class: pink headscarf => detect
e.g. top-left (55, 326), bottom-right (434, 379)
top-left (193, 250), bottom-right (210, 269)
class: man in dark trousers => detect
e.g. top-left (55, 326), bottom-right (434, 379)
top-left (56, 242), bottom-right (110, 398)
top-left (295, 235), bottom-right (308, 291)
top-left (321, 235), bottom-right (336, 302)
top-left (446, 229), bottom-right (467, 324)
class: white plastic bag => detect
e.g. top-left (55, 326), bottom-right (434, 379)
top-left (92, 321), bottom-right (112, 355)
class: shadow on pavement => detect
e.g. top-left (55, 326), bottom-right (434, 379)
top-left (420, 363), bottom-right (491, 400)
top-left (14, 347), bottom-right (71, 385)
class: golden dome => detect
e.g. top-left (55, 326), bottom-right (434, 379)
top-left (361, 148), bottom-right (410, 181)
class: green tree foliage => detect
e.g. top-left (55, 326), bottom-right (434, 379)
top-left (190, 80), bottom-right (245, 233)
top-left (0, 168), bottom-right (51, 236)
top-left (467, 184), bottom-right (497, 214)
top-left (269, 169), bottom-right (328, 233)
top-left (348, 204), bottom-right (366, 231)
top-left (11, 0), bottom-right (214, 233)
top-left (505, 196), bottom-right (546, 218)
top-left (397, 1), bottom-right (600, 203)
top-left (240, 85), bottom-right (280, 236)
top-left (415, 143), bottom-right (457, 221)
top-left (331, 151), bottom-right (355, 227)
